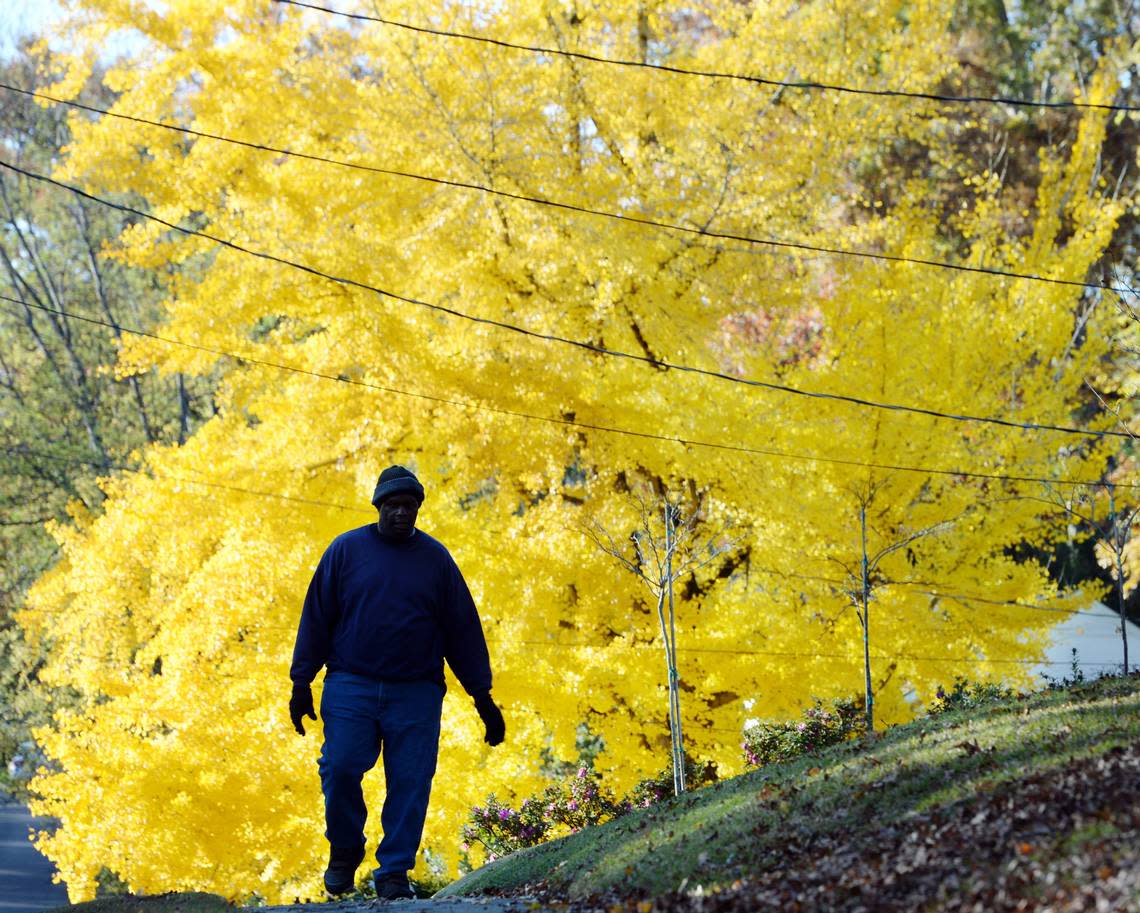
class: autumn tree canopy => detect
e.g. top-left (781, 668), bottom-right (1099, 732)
top-left (11, 0), bottom-right (1136, 901)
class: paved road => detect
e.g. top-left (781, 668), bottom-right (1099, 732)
top-left (0, 802), bottom-right (69, 913)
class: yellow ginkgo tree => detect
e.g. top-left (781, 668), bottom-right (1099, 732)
top-left (12, 0), bottom-right (1133, 901)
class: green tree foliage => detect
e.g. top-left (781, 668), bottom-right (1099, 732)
top-left (0, 47), bottom-right (214, 771)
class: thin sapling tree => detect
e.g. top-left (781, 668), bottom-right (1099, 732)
top-left (587, 482), bottom-right (742, 795)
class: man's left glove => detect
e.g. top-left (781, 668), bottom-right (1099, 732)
top-left (290, 681), bottom-right (317, 736)
top-left (474, 692), bottom-right (506, 746)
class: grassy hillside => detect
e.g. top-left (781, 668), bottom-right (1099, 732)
top-left (439, 674), bottom-right (1140, 912)
top-left (41, 894), bottom-right (232, 913)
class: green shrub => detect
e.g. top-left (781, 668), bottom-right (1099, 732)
top-left (927, 677), bottom-right (1014, 715)
top-left (461, 756), bottom-right (720, 861)
top-left (625, 756), bottom-right (718, 808)
top-left (461, 768), bottom-right (625, 861)
top-left (742, 697), bottom-right (864, 767)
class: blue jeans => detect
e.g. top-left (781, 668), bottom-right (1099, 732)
top-left (318, 672), bottom-right (444, 875)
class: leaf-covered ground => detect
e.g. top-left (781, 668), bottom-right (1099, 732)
top-left (441, 674), bottom-right (1140, 912)
top-left (636, 740), bottom-right (1139, 913)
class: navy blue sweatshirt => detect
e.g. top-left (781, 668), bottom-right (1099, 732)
top-left (290, 524), bottom-right (492, 697)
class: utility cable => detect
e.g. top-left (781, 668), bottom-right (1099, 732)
top-left (274, 0), bottom-right (1139, 114)
top-left (0, 81), bottom-right (1121, 298)
top-left (746, 563), bottom-right (1100, 618)
top-left (16, 605), bottom-right (1120, 667)
top-left (168, 619), bottom-right (1131, 667)
top-left (512, 639), bottom-right (1121, 667)
top-left (0, 157), bottom-right (1129, 445)
top-left (886, 581), bottom-right (1100, 617)
top-left (2, 291), bottom-right (1133, 490)
top-left (79, 612), bottom-right (1115, 667)
top-left (0, 444), bottom-right (370, 513)
top-left (2, 84), bottom-right (1125, 302)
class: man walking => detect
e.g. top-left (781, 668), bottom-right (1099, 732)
top-left (289, 465), bottom-right (506, 900)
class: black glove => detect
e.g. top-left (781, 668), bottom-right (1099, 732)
top-left (474, 692), bottom-right (505, 746)
top-left (290, 681), bottom-right (317, 736)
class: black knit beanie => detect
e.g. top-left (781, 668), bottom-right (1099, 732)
top-left (371, 465), bottom-right (425, 507)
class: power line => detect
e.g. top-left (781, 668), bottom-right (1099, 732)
top-left (886, 581), bottom-right (1098, 617)
top-left (508, 638), bottom-right (1120, 667)
top-left (2, 291), bottom-right (1133, 490)
top-left (16, 602), bottom-right (1121, 668)
top-left (0, 444), bottom-right (370, 514)
top-left (746, 563), bottom-right (1100, 618)
top-left (274, 0), bottom-right (1139, 114)
top-left (0, 157), bottom-right (1129, 446)
top-left (0, 436), bottom-right (1108, 622)
top-left (74, 613), bottom-right (1113, 668)
top-left (204, 624), bottom-right (1134, 668)
top-left (3, 83), bottom-right (1126, 305)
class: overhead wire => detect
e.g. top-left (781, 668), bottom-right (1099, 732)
top-left (509, 639), bottom-right (1121, 667)
top-left (35, 612), bottom-right (1113, 668)
top-left (744, 563), bottom-right (1101, 618)
top-left (3, 39), bottom-right (1129, 725)
top-left (1, 291), bottom-right (1133, 490)
top-left (0, 156), bottom-right (1129, 446)
top-left (273, 0), bottom-right (1140, 114)
top-left (0, 444), bottom-right (370, 514)
top-left (2, 396), bottom-right (1111, 626)
top-left (70, 610), bottom-right (1115, 667)
top-left (0, 84), bottom-right (1125, 302)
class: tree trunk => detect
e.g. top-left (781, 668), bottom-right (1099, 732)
top-left (76, 206), bottom-right (156, 443)
top-left (177, 374), bottom-right (191, 445)
top-left (1109, 487), bottom-right (1130, 674)
top-left (665, 500), bottom-right (686, 794)
top-left (654, 587), bottom-right (681, 796)
top-left (861, 502), bottom-right (874, 731)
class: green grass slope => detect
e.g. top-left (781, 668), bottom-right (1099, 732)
top-left (41, 893), bottom-right (232, 913)
top-left (439, 674), bottom-right (1140, 911)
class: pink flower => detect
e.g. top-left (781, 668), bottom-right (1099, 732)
top-left (460, 842), bottom-right (469, 852)
top-left (577, 767), bottom-right (588, 778)
top-left (568, 800), bottom-right (579, 811)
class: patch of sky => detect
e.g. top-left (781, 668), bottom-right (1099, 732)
top-left (1, 0), bottom-right (152, 63)
top-left (0, 0), bottom-right (63, 58)
top-left (465, 1), bottom-right (508, 30)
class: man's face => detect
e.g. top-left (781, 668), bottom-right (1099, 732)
top-left (378, 494), bottom-right (420, 538)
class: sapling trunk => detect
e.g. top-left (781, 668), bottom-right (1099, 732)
top-left (1110, 487), bottom-right (1131, 675)
top-left (654, 587), bottom-right (679, 796)
top-left (665, 501), bottom-right (686, 794)
top-left (860, 502), bottom-right (874, 731)
top-left (586, 487), bottom-right (738, 800)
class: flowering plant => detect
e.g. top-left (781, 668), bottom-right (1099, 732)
top-left (461, 758), bottom-right (723, 863)
top-left (461, 768), bottom-right (625, 861)
top-left (625, 756), bottom-right (719, 808)
top-left (742, 697), bottom-right (864, 767)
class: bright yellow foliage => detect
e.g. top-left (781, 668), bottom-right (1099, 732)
top-left (19, 0), bottom-right (1129, 902)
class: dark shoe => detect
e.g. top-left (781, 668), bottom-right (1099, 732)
top-left (373, 871), bottom-right (415, 900)
top-left (324, 843), bottom-right (366, 896)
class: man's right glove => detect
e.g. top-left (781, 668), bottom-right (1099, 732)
top-left (473, 692), bottom-right (506, 746)
top-left (290, 681), bottom-right (317, 736)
